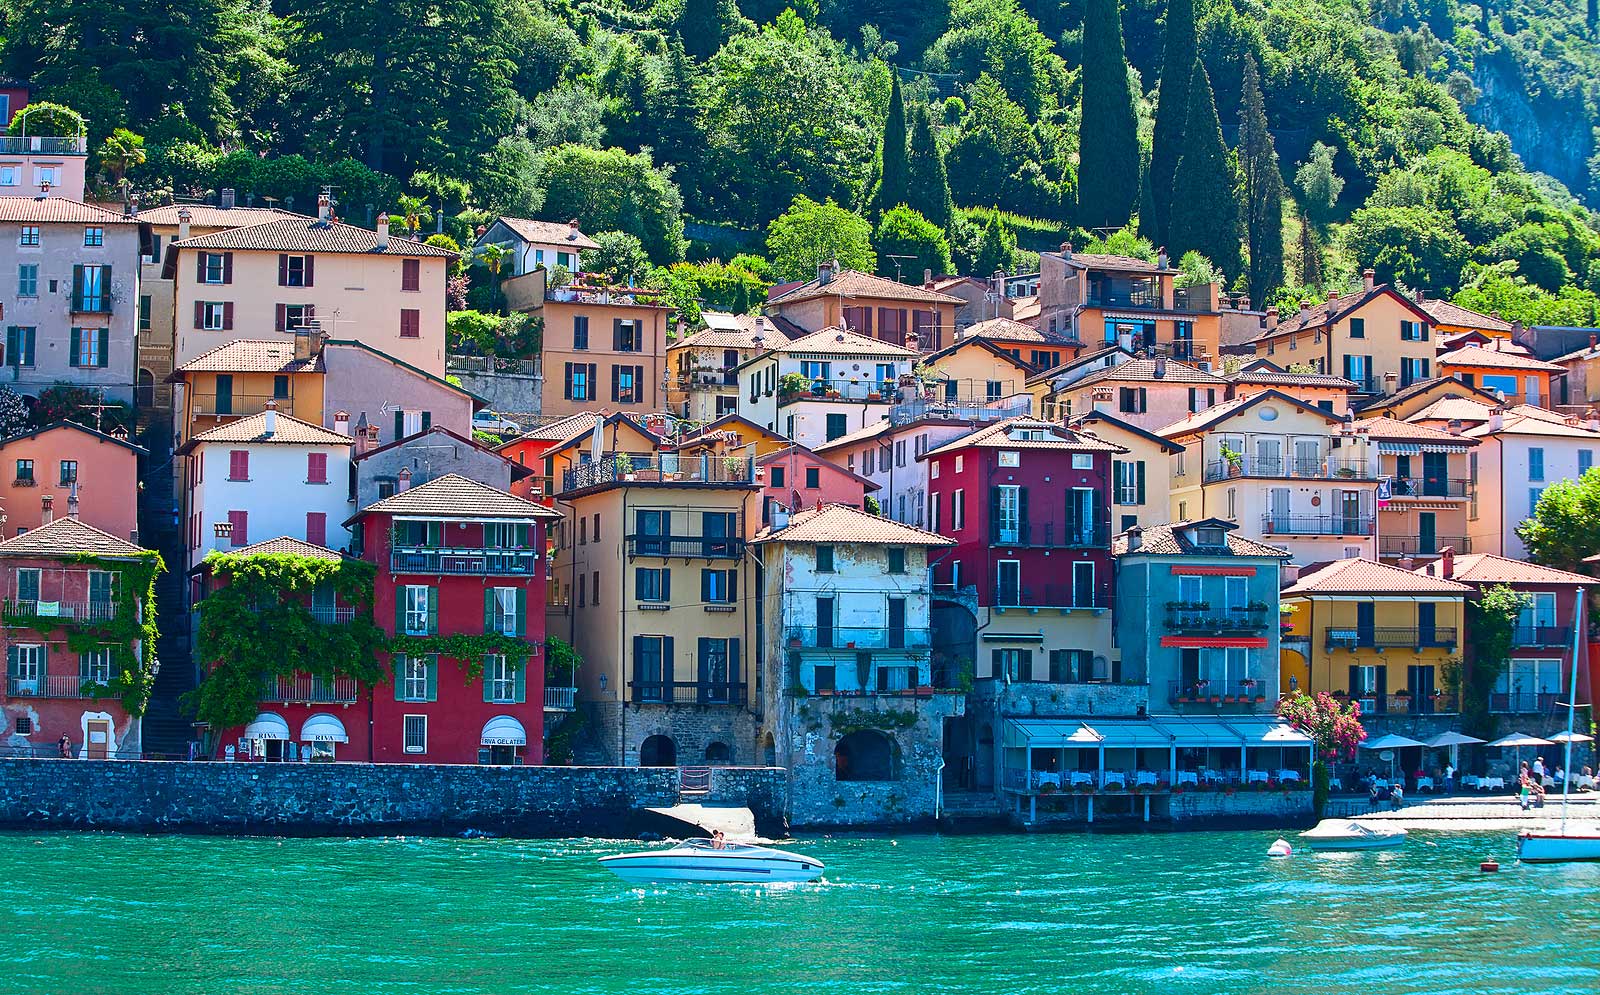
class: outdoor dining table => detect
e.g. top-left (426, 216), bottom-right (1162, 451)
top-left (1070, 771), bottom-right (1095, 787)
top-left (1329, 776), bottom-right (1343, 790)
top-left (1247, 770), bottom-right (1269, 783)
top-left (1176, 771), bottom-right (1199, 786)
top-left (1136, 771), bottom-right (1159, 787)
top-left (1415, 776), bottom-right (1435, 791)
top-left (1277, 770), bottom-right (1301, 782)
top-left (1034, 771), bottom-right (1062, 788)
top-left (1466, 775), bottom-right (1506, 791)
top-left (1102, 772), bottom-right (1127, 788)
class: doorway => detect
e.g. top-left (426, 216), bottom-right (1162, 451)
top-left (639, 734), bottom-right (677, 766)
top-left (85, 719), bottom-right (112, 760)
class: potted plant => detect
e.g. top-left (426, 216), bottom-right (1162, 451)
top-left (615, 453), bottom-right (635, 480)
top-left (1220, 443), bottom-right (1245, 476)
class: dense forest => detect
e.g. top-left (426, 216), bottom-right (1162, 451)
top-left (4, 0), bottom-right (1600, 327)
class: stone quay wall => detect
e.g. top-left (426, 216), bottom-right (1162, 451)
top-left (0, 759), bottom-right (788, 838)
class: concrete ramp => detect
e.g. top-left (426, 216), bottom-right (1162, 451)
top-left (644, 804), bottom-right (760, 840)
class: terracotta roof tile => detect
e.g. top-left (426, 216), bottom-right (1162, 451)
top-left (922, 416), bottom-right (1125, 458)
top-left (175, 339), bottom-right (324, 375)
top-left (1227, 361), bottom-right (1357, 389)
top-left (224, 536), bottom-right (344, 561)
top-left (1438, 345), bottom-right (1564, 373)
top-left (1112, 520), bottom-right (1292, 558)
top-left (1464, 408), bottom-right (1600, 440)
top-left (1074, 358), bottom-right (1229, 388)
top-left (186, 411), bottom-right (352, 447)
top-left (513, 411), bottom-right (607, 443)
top-left (1419, 553), bottom-right (1591, 586)
top-left (961, 317), bottom-right (1052, 342)
top-left (0, 517), bottom-right (146, 558)
top-left (811, 418), bottom-right (892, 454)
top-left (1352, 416), bottom-right (1478, 445)
top-left (0, 196), bottom-right (139, 224)
top-left (1415, 298), bottom-right (1514, 333)
top-left (1009, 297), bottom-right (1041, 323)
top-left (672, 315), bottom-right (770, 351)
top-left (1406, 397), bottom-right (1498, 423)
top-left (1282, 557), bottom-right (1471, 596)
top-left (493, 217), bottom-right (599, 251)
top-left (752, 503), bottom-right (953, 545)
top-left (769, 268), bottom-right (963, 306)
top-left (357, 473), bottom-right (559, 519)
top-left (775, 326), bottom-right (918, 357)
top-left (137, 204), bottom-right (306, 228)
top-left (1354, 375), bottom-right (1503, 413)
top-left (173, 217), bottom-right (459, 256)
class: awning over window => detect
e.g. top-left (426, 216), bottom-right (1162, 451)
top-left (243, 712), bottom-right (291, 741)
top-left (1005, 719), bottom-right (1174, 750)
top-left (300, 713), bottom-right (349, 743)
top-left (481, 715), bottom-right (527, 747)
top-left (1228, 719), bottom-right (1314, 747)
top-left (1377, 442), bottom-right (1422, 455)
top-left (1159, 718), bottom-right (1244, 748)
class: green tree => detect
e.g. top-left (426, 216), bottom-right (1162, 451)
top-left (973, 210), bottom-right (1018, 275)
top-left (1295, 141), bottom-right (1345, 224)
top-left (765, 195), bottom-right (875, 282)
top-left (677, 0), bottom-right (736, 61)
top-left (1237, 57), bottom-right (1284, 308)
top-left (1518, 470), bottom-right (1600, 576)
top-left (871, 74), bottom-right (910, 219)
top-left (1076, 0), bottom-right (1140, 229)
top-left (1297, 217), bottom-right (1323, 287)
top-left (1458, 585), bottom-right (1530, 737)
top-left (905, 105), bottom-right (955, 230)
top-left (7, 100), bottom-right (85, 137)
top-left (1167, 61), bottom-right (1241, 280)
top-left (946, 73), bottom-right (1045, 216)
top-left (875, 205), bottom-right (952, 280)
top-left (1341, 205), bottom-right (1470, 291)
top-left (532, 145), bottom-right (687, 263)
top-left (1146, 0), bottom-right (1196, 245)
top-left (581, 231), bottom-right (652, 286)
top-left (96, 127), bottom-right (146, 202)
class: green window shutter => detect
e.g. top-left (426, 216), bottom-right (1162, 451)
top-left (661, 568), bottom-right (671, 601)
top-left (426, 655), bottom-right (439, 701)
top-left (427, 586), bottom-right (438, 634)
top-left (39, 644), bottom-right (47, 679)
top-left (6, 646), bottom-right (16, 678)
top-left (421, 411), bottom-right (431, 431)
top-left (1136, 462), bottom-right (1146, 505)
top-left (97, 328), bottom-right (109, 367)
top-left (394, 589), bottom-right (405, 633)
top-left (394, 657), bottom-right (406, 701)
top-left (1112, 460), bottom-right (1122, 502)
top-left (71, 264), bottom-right (83, 304)
top-left (69, 328), bottom-right (80, 365)
top-left (730, 638), bottom-right (742, 685)
top-left (516, 587), bottom-right (527, 637)
top-left (427, 522), bottom-right (442, 547)
top-left (78, 652), bottom-right (90, 680)
top-left (483, 655), bottom-right (495, 702)
top-left (514, 662), bottom-right (526, 703)
top-left (484, 588), bottom-right (495, 634)
top-left (701, 569), bottom-right (712, 603)
top-left (661, 635), bottom-right (675, 685)
top-left (394, 410), bottom-right (405, 440)
top-left (5, 327), bottom-right (15, 366)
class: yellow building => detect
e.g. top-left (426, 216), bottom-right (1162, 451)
top-left (549, 445), bottom-right (760, 766)
top-left (1249, 271), bottom-right (1437, 395)
top-left (1223, 359), bottom-right (1357, 418)
top-left (1070, 410), bottom-right (1183, 533)
top-left (920, 335), bottom-right (1036, 405)
top-left (540, 413), bottom-right (659, 511)
top-left (676, 414), bottom-right (791, 459)
top-left (956, 316), bottom-right (1081, 372)
top-left (168, 336), bottom-right (326, 448)
top-left (1414, 296), bottom-right (1514, 342)
top-left (665, 313), bottom-right (773, 423)
top-left (1279, 558), bottom-right (1469, 716)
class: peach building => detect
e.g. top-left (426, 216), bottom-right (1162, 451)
top-left (539, 287), bottom-right (671, 421)
top-left (0, 421), bottom-right (142, 540)
top-left (765, 263), bottom-right (961, 352)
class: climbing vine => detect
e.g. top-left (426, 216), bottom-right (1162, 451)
top-left (3, 550), bottom-right (164, 716)
top-left (828, 708), bottom-right (918, 737)
top-left (386, 632), bottom-right (533, 683)
top-left (188, 552), bottom-right (385, 730)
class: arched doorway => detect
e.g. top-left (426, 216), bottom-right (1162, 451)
top-left (835, 730), bottom-right (900, 781)
top-left (704, 741), bottom-right (731, 764)
top-left (943, 715), bottom-right (975, 790)
top-left (761, 732), bottom-right (777, 766)
top-left (135, 368), bottom-right (155, 409)
top-left (639, 734), bottom-right (677, 766)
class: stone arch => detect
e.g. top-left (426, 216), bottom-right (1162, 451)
top-left (704, 740), bottom-right (731, 764)
top-left (835, 730), bottom-right (900, 782)
top-left (639, 734), bottom-right (677, 766)
top-left (761, 732), bottom-right (777, 766)
top-left (136, 368), bottom-right (156, 409)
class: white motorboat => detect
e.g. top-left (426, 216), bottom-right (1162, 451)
top-left (599, 838), bottom-right (825, 883)
top-left (1518, 824), bottom-right (1600, 863)
top-left (1298, 819), bottom-right (1408, 851)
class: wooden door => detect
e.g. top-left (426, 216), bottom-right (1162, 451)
top-left (85, 719), bottom-right (111, 760)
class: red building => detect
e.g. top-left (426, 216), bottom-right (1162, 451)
top-left (921, 416), bottom-right (1124, 683)
top-left (495, 411), bottom-right (607, 503)
top-left (348, 473), bottom-right (562, 764)
top-left (0, 516), bottom-right (157, 758)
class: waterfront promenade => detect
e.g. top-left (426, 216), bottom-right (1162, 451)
top-left (1334, 793), bottom-right (1600, 830)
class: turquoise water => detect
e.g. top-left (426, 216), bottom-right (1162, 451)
top-left (2, 829), bottom-right (1597, 994)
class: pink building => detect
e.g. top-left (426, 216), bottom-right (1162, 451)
top-left (0, 422), bottom-right (143, 540)
top-left (757, 443), bottom-right (878, 525)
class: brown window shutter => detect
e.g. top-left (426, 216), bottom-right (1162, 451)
top-left (278, 254), bottom-right (288, 286)
top-left (222, 302), bottom-right (234, 330)
top-left (193, 301), bottom-right (204, 329)
top-left (304, 255), bottom-right (314, 287)
top-left (564, 362), bottom-right (573, 400)
top-left (195, 253), bottom-right (205, 282)
top-left (222, 252), bottom-right (233, 284)
top-left (275, 304), bottom-right (286, 332)
top-left (636, 365), bottom-right (645, 403)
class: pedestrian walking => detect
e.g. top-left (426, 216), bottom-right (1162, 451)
top-left (57, 734), bottom-right (71, 759)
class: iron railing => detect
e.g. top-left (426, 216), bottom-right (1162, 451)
top-left (778, 378), bottom-right (898, 404)
top-left (1378, 536), bottom-right (1470, 558)
top-left (629, 681), bottom-right (747, 705)
top-left (784, 626), bottom-right (933, 650)
top-left (1491, 690), bottom-right (1561, 714)
top-left (990, 522), bottom-right (1109, 549)
top-left (888, 393), bottom-right (1030, 426)
top-left (1168, 680), bottom-right (1271, 704)
top-left (390, 546), bottom-right (539, 576)
top-left (189, 392), bottom-right (294, 418)
top-left (0, 135), bottom-right (88, 155)
top-left (6, 675), bottom-right (107, 698)
top-left (1164, 609), bottom-right (1271, 634)
top-left (4, 599), bottom-right (116, 622)
top-left (1325, 626), bottom-right (1458, 650)
top-left (625, 535), bottom-right (746, 559)
top-left (1388, 477), bottom-right (1471, 499)
top-left (310, 606), bottom-right (356, 624)
top-left (544, 686), bottom-right (577, 710)
top-left (1206, 457), bottom-right (1370, 483)
top-left (259, 675), bottom-right (359, 704)
top-left (990, 584), bottom-right (1103, 610)
top-left (1511, 625), bottom-right (1574, 648)
top-left (1261, 515), bottom-right (1375, 536)
top-left (563, 453), bottom-right (755, 493)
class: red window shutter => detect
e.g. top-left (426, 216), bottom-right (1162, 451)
top-left (229, 450), bottom-right (248, 480)
top-left (278, 254), bottom-right (288, 286)
top-left (307, 452), bottom-right (327, 483)
top-left (402, 259), bottom-right (419, 292)
top-left (229, 510), bottom-right (248, 546)
top-left (222, 301), bottom-right (234, 330)
top-left (304, 255), bottom-right (314, 287)
top-left (306, 512), bottom-right (327, 547)
top-left (275, 304), bottom-right (286, 332)
top-left (193, 301), bottom-right (204, 330)
top-left (222, 252), bottom-right (233, 284)
top-left (400, 309), bottom-right (420, 338)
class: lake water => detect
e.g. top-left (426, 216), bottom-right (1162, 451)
top-left (3, 829), bottom-right (1598, 995)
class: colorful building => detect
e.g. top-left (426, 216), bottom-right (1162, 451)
top-left (1437, 344), bottom-right (1563, 408)
top-left (1224, 360), bottom-right (1357, 417)
top-left (1463, 406), bottom-right (1600, 559)
top-left (1060, 357), bottom-right (1229, 431)
top-left (538, 284), bottom-right (671, 421)
top-left (1036, 247), bottom-right (1223, 360)
top-left (1353, 416), bottom-right (1479, 563)
top-left (755, 443), bottom-right (878, 524)
top-left (0, 421), bottom-right (142, 540)
top-left (474, 216), bottom-right (598, 277)
top-left (495, 411), bottom-right (606, 502)
top-left (666, 313), bottom-right (774, 423)
top-left (735, 327), bottom-right (918, 448)
top-left (765, 262), bottom-right (961, 352)
top-left (1069, 411), bottom-right (1185, 534)
top-left (169, 337), bottom-right (326, 450)
top-left (1248, 272), bottom-right (1436, 394)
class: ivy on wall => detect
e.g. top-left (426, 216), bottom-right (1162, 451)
top-left (3, 550), bottom-right (164, 716)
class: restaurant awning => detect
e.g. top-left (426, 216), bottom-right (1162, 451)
top-left (1157, 718), bottom-right (1243, 748)
top-left (1094, 721), bottom-right (1177, 748)
top-left (1002, 719), bottom-right (1104, 749)
top-left (1227, 719), bottom-right (1314, 747)
top-left (481, 715), bottom-right (527, 747)
top-left (300, 713), bottom-right (349, 743)
top-left (242, 712), bottom-right (291, 741)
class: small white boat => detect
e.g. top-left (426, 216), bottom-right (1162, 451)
top-left (1267, 838), bottom-right (1294, 858)
top-left (599, 838), bottom-right (825, 883)
top-left (1298, 819), bottom-right (1408, 851)
top-left (1517, 824), bottom-right (1600, 863)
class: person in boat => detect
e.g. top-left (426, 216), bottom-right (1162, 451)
top-left (710, 830), bottom-right (727, 849)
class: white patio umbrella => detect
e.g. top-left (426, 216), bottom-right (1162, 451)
top-left (1550, 731), bottom-right (1594, 743)
top-left (1424, 731), bottom-right (1485, 774)
top-left (1488, 731), bottom-right (1556, 779)
top-left (1362, 734), bottom-right (1426, 782)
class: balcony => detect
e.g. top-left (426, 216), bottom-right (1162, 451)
top-left (1378, 536), bottom-right (1470, 558)
top-left (260, 675), bottom-right (359, 704)
top-left (6, 675), bottom-right (106, 698)
top-left (1512, 625), bottom-right (1574, 648)
top-left (0, 135), bottom-right (88, 155)
top-left (562, 453), bottom-right (755, 494)
top-left (1325, 626), bottom-right (1458, 650)
top-left (1164, 607), bottom-right (1271, 635)
top-left (70, 296), bottom-right (113, 315)
top-left (1491, 690), bottom-right (1561, 714)
top-left (544, 686), bottom-right (577, 711)
top-left (190, 393), bottom-right (294, 419)
top-left (888, 393), bottom-right (1031, 427)
top-left (629, 681), bottom-right (747, 705)
top-left (310, 606), bottom-right (356, 624)
top-left (4, 599), bottom-right (116, 623)
top-left (990, 522), bottom-right (1109, 549)
top-left (784, 626), bottom-right (933, 651)
top-left (1387, 477), bottom-right (1471, 499)
top-left (1260, 515), bottom-right (1374, 537)
top-left (778, 378), bottom-right (898, 406)
top-left (1167, 680), bottom-right (1272, 711)
top-left (390, 545), bottom-right (539, 576)
top-left (625, 535), bottom-right (746, 560)
top-left (1205, 457), bottom-right (1370, 484)
top-left (675, 370), bottom-right (739, 390)
top-left (990, 584), bottom-right (1105, 612)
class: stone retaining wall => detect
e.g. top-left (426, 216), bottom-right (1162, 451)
top-left (0, 759), bottom-right (788, 838)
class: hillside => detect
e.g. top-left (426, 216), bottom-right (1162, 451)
top-left (3, 0), bottom-right (1597, 325)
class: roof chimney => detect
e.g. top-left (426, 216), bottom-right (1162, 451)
top-left (1447, 419), bottom-right (1463, 435)
top-left (397, 467), bottom-right (413, 492)
top-left (1363, 268), bottom-right (1376, 291)
top-left (220, 188), bottom-right (236, 210)
top-left (567, 219), bottom-right (581, 241)
top-left (1265, 306), bottom-right (1279, 330)
top-left (1587, 408), bottom-right (1600, 433)
top-left (263, 399), bottom-right (278, 436)
top-left (1126, 525), bottom-right (1143, 552)
top-left (66, 482), bottom-right (79, 520)
top-left (213, 521), bottom-right (234, 552)
top-left (317, 191), bottom-right (331, 222)
top-left (923, 268), bottom-right (934, 286)
top-left (1440, 545), bottom-right (1455, 579)
top-left (177, 206), bottom-right (192, 242)
top-left (818, 260), bottom-right (834, 285)
top-left (1154, 356), bottom-right (1168, 379)
top-left (1157, 248), bottom-right (1169, 270)
top-left (1489, 406), bottom-right (1505, 433)
top-left (1590, 333), bottom-right (1597, 352)
top-left (1298, 298), bottom-right (1311, 315)
top-left (40, 493), bottom-right (53, 525)
top-left (906, 327), bottom-right (920, 353)
top-left (334, 410), bottom-right (350, 437)
top-left (1060, 242), bottom-right (1073, 258)
top-left (1327, 290), bottom-right (1340, 303)
top-left (375, 212), bottom-right (390, 250)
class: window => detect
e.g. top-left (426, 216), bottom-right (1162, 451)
top-left (17, 568), bottom-right (40, 603)
top-left (1349, 318), bottom-right (1365, 339)
top-left (615, 319), bottom-right (642, 352)
top-left (1582, 450), bottom-right (1594, 477)
top-left (826, 413), bottom-right (848, 441)
top-left (273, 375), bottom-right (291, 400)
top-left (995, 485), bottom-right (1022, 543)
top-left (280, 254), bottom-right (312, 287)
top-left (702, 568), bottom-right (736, 604)
top-left (992, 648), bottom-right (1033, 681)
top-left (1529, 447), bottom-right (1545, 482)
top-left (200, 302), bottom-right (228, 331)
top-left (484, 655), bottom-right (522, 702)
top-left (400, 308), bottom-right (420, 338)
top-left (1177, 574), bottom-right (1202, 605)
top-left (401, 258), bottom-right (420, 292)
top-left (0, 165), bottom-right (15, 186)
top-left (573, 316), bottom-right (589, 350)
top-left (146, 234), bottom-right (162, 263)
top-left (1112, 460), bottom-right (1144, 505)
top-left (17, 264), bottom-right (36, 296)
top-left (5, 326), bottom-right (35, 367)
top-left (613, 364), bottom-right (643, 403)
top-left (864, 449), bottom-right (875, 475)
top-left (305, 452), bottom-right (328, 484)
top-left (281, 304), bottom-right (314, 330)
top-left (1531, 487), bottom-right (1544, 515)
top-left (634, 636), bottom-right (666, 699)
top-left (139, 295), bottom-right (152, 331)
top-left (305, 512), bottom-right (327, 546)
top-left (403, 585), bottom-right (433, 635)
top-left (70, 327), bottom-right (105, 367)
top-left (805, 466), bottom-right (820, 489)
top-left (1071, 453), bottom-right (1094, 470)
top-left (887, 548), bottom-right (906, 574)
top-left (953, 489), bottom-right (965, 530)
top-left (14, 459), bottom-right (32, 484)
top-left (18, 225), bottom-right (39, 246)
top-left (636, 567), bottom-right (669, 603)
top-left (1118, 386), bottom-right (1147, 413)
top-left (1400, 320), bottom-right (1428, 342)
top-left (801, 360), bottom-right (830, 381)
top-left (58, 460), bottom-right (77, 485)
top-left (770, 465), bottom-right (785, 488)
top-left (816, 546), bottom-right (835, 572)
top-left (565, 362), bottom-right (596, 401)
top-left (34, 166), bottom-right (58, 187)
top-left (84, 227), bottom-right (104, 247)
top-left (202, 252), bottom-right (227, 283)
top-left (13, 715), bottom-right (30, 735)
top-left (228, 450), bottom-right (249, 481)
top-left (403, 715), bottom-right (427, 754)
top-left (592, 571), bottom-right (600, 607)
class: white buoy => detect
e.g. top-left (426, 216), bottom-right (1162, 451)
top-left (1268, 838), bottom-right (1294, 858)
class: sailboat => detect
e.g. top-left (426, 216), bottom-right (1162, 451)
top-left (1516, 588), bottom-right (1600, 863)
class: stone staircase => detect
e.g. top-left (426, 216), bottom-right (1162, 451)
top-left (136, 411), bottom-right (197, 757)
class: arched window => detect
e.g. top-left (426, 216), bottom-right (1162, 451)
top-left (834, 730), bottom-right (900, 781)
top-left (704, 741), bottom-right (731, 764)
top-left (761, 732), bottom-right (777, 767)
top-left (639, 735), bottom-right (677, 766)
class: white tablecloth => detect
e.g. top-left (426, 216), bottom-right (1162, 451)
top-left (1176, 771), bottom-right (1198, 786)
top-left (1136, 771), bottom-right (1159, 787)
top-left (1102, 772), bottom-right (1127, 788)
top-left (1329, 777), bottom-right (1343, 790)
top-left (1035, 771), bottom-right (1061, 788)
top-left (1416, 776), bottom-right (1435, 791)
top-left (1070, 771), bottom-right (1094, 787)
top-left (1277, 770), bottom-right (1301, 782)
top-left (1247, 770), bottom-right (1269, 784)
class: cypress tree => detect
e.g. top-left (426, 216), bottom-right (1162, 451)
top-left (1237, 56), bottom-right (1284, 308)
top-left (906, 105), bottom-right (955, 230)
top-left (679, 0), bottom-right (731, 60)
top-left (1299, 218), bottom-right (1323, 288)
top-left (1077, 0), bottom-right (1140, 230)
top-left (873, 74), bottom-right (910, 219)
top-left (1168, 60), bottom-right (1242, 279)
top-left (1146, 0), bottom-right (1196, 244)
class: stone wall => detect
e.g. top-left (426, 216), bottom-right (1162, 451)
top-left (1168, 788), bottom-right (1313, 823)
top-left (0, 759), bottom-right (788, 838)
top-left (589, 701), bottom-right (764, 770)
top-left (446, 365), bottom-right (542, 421)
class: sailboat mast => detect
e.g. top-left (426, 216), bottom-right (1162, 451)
top-left (1561, 587), bottom-right (1584, 833)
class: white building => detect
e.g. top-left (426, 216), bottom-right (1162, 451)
top-left (473, 217), bottom-right (599, 276)
top-left (178, 406), bottom-right (354, 571)
top-left (1464, 406), bottom-right (1600, 559)
top-left (736, 327), bottom-right (918, 449)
